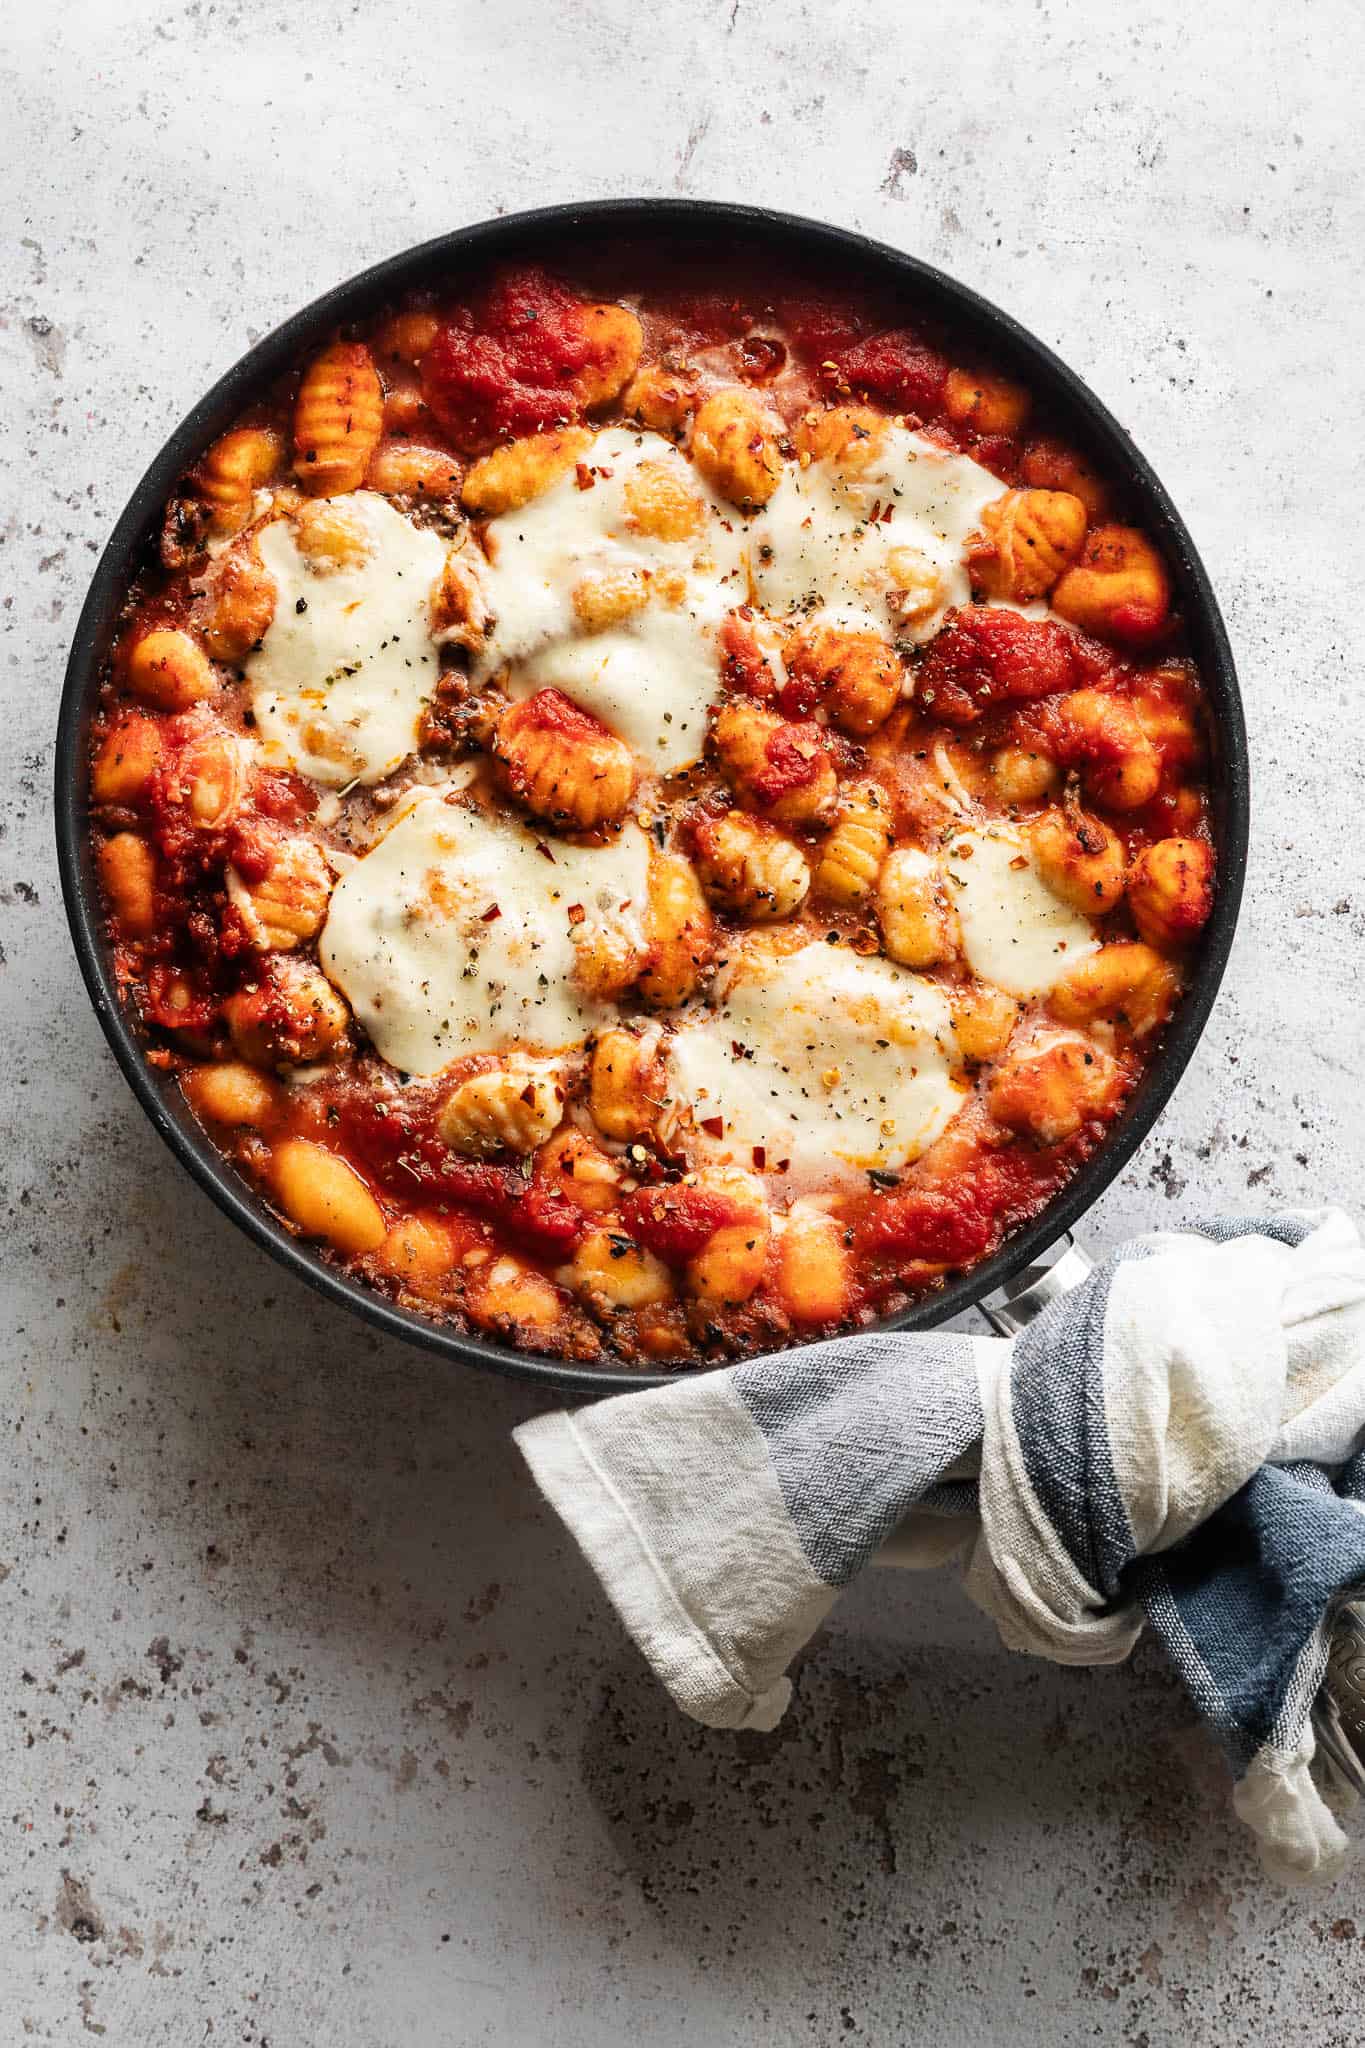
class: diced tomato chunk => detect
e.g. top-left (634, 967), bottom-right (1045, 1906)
top-left (775, 671), bottom-right (822, 720)
top-left (144, 961), bottom-right (217, 1034)
top-left (422, 266), bottom-right (599, 452)
top-left (834, 328), bottom-right (949, 415)
top-left (917, 606), bottom-right (1088, 724)
top-left (253, 770), bottom-right (315, 824)
top-left (965, 431), bottom-right (1019, 478)
top-left (224, 815), bottom-right (279, 885)
top-left (751, 722), bottom-right (826, 804)
top-left (621, 1185), bottom-right (743, 1264)
top-left (512, 686), bottom-right (606, 743)
top-left (718, 610), bottom-right (775, 701)
top-left (857, 1185), bottom-right (995, 1266)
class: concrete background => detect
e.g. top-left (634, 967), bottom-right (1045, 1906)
top-left (3, 1), bottom-right (1364, 2040)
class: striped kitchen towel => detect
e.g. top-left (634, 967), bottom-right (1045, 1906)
top-left (516, 1208), bottom-right (1365, 1881)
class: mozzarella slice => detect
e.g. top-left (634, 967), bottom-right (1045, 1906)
top-left (471, 428), bottom-right (748, 773)
top-left (943, 824), bottom-right (1101, 995)
top-left (749, 425), bottom-right (1002, 643)
top-left (319, 789), bottom-right (651, 1076)
top-left (247, 492), bottom-right (445, 787)
top-left (668, 941), bottom-right (965, 1179)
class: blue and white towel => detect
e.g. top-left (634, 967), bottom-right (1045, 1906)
top-left (516, 1209), bottom-right (1365, 1881)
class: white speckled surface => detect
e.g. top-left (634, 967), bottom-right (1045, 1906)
top-left (3, 2), bottom-right (1364, 2040)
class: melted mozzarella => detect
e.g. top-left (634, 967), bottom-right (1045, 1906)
top-left (247, 493), bottom-right (446, 787)
top-left (749, 425), bottom-right (1002, 642)
top-left (471, 428), bottom-right (748, 773)
top-left (668, 942), bottom-right (964, 1179)
top-left (943, 824), bottom-right (1100, 995)
top-left (319, 789), bottom-right (650, 1076)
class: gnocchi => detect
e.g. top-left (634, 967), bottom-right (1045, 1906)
top-left (792, 404), bottom-right (886, 472)
top-left (461, 427), bottom-right (592, 517)
top-left (182, 1060), bottom-right (279, 1130)
top-left (225, 957), bottom-right (349, 1068)
top-left (167, 725), bottom-right (248, 831)
top-left (293, 342), bottom-right (384, 497)
top-left (366, 440), bottom-right (463, 501)
top-left (589, 1027), bottom-right (664, 1142)
top-left (1128, 837), bottom-right (1216, 951)
top-left (784, 622), bottom-right (902, 736)
top-left (690, 387), bottom-right (784, 508)
top-left (1027, 804), bottom-right (1127, 913)
top-left (572, 303), bottom-right (644, 410)
top-left (685, 1172), bottom-right (771, 1305)
top-left (127, 628), bottom-right (217, 711)
top-left (570, 1228), bottom-right (674, 1312)
top-left (1052, 524), bottom-right (1171, 644)
top-left (987, 1032), bottom-right (1121, 1146)
top-left (438, 1063), bottom-right (564, 1157)
top-left (377, 1215), bottom-right (457, 1297)
top-left (968, 488), bottom-right (1088, 603)
top-left (494, 690), bottom-right (635, 830)
top-left (692, 811), bottom-right (810, 922)
top-left (877, 847), bottom-right (961, 968)
top-left (774, 1205), bottom-right (851, 1326)
top-left (197, 545), bottom-right (277, 663)
top-left (1049, 942), bottom-right (1179, 1038)
top-left (98, 832), bottom-right (156, 937)
top-left (195, 426), bottom-right (283, 536)
top-left (272, 1139), bottom-right (386, 1255)
top-left (813, 779), bottom-right (895, 905)
top-left (943, 367), bottom-right (1030, 436)
top-left (636, 853), bottom-right (714, 1007)
top-left (91, 713), bottom-right (162, 807)
top-left (229, 835), bottom-right (333, 949)
top-left (1054, 688), bottom-right (1163, 812)
top-left (623, 359), bottom-right (703, 438)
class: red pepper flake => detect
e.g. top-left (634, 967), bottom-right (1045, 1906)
top-left (868, 498), bottom-right (883, 523)
top-left (574, 463), bottom-right (595, 491)
top-left (881, 503), bottom-right (895, 523)
top-left (567, 903), bottom-right (586, 925)
top-left (776, 1158), bottom-right (791, 1173)
top-left (535, 840), bottom-right (555, 862)
top-left (752, 1145), bottom-right (767, 1169)
top-left (480, 901), bottom-right (502, 921)
top-left (700, 1115), bottom-right (725, 1138)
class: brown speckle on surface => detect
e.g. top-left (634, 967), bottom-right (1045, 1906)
top-left (54, 1875), bottom-right (104, 1949)
top-left (879, 146), bottom-right (919, 198)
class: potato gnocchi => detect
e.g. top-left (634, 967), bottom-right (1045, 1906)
top-left (90, 257), bottom-right (1216, 1368)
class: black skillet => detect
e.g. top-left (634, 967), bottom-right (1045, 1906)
top-left (54, 200), bottom-right (1249, 1394)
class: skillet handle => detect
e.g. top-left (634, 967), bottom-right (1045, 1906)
top-left (981, 1238), bottom-right (1365, 1800)
top-left (977, 1233), bottom-right (1094, 1337)
top-left (1315, 1602), bottom-right (1365, 1799)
